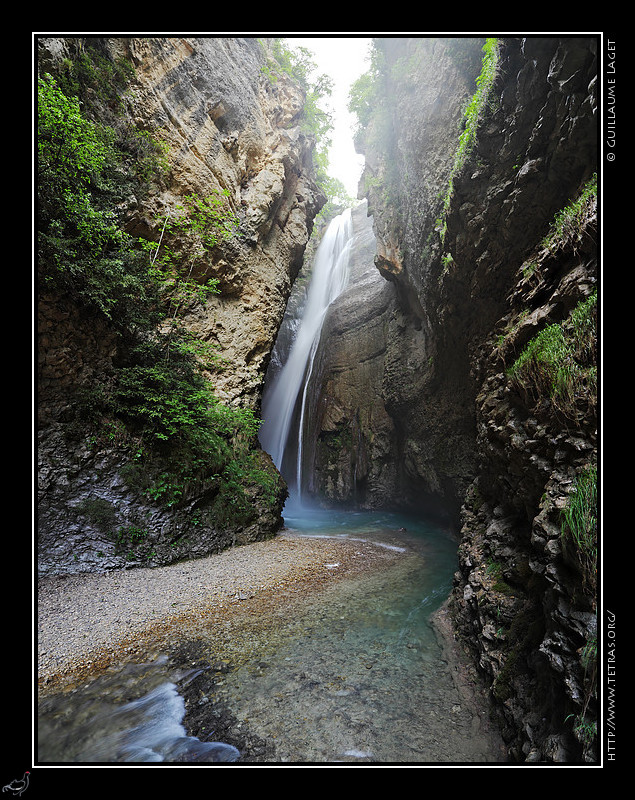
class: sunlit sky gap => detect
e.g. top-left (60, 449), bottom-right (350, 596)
top-left (285, 37), bottom-right (371, 199)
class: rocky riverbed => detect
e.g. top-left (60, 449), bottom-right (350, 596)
top-left (38, 528), bottom-right (506, 764)
top-left (38, 533), bottom-right (398, 690)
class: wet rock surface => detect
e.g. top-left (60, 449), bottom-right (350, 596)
top-left (38, 525), bottom-right (507, 764)
top-left (354, 36), bottom-right (598, 763)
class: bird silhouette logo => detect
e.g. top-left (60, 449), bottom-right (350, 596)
top-left (2, 772), bottom-right (29, 796)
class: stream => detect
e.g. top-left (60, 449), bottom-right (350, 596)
top-left (37, 209), bottom-right (506, 766)
top-left (37, 505), bottom-right (505, 765)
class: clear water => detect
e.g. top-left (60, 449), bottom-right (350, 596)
top-left (213, 504), bottom-right (482, 763)
top-left (37, 658), bottom-right (241, 763)
top-left (37, 505), bottom-right (504, 764)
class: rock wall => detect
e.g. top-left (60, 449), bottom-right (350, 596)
top-left (307, 39), bottom-right (483, 517)
top-left (347, 36), bottom-right (598, 762)
top-left (37, 36), bottom-right (324, 574)
top-left (302, 203), bottom-right (399, 507)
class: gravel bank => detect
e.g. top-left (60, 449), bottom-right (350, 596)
top-left (38, 531), bottom-right (403, 694)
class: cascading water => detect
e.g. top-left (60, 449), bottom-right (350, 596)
top-left (36, 202), bottom-right (504, 765)
top-left (259, 208), bottom-right (354, 503)
top-left (37, 660), bottom-right (241, 763)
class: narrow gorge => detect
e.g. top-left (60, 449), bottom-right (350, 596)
top-left (36, 35), bottom-right (600, 768)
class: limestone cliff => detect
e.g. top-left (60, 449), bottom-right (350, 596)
top-left (36, 33), bottom-right (600, 764)
top-left (340, 36), bottom-right (598, 762)
top-left (302, 203), bottom-right (399, 506)
top-left (37, 36), bottom-right (324, 574)
top-left (307, 39), bottom-right (484, 515)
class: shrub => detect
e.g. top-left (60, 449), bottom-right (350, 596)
top-left (37, 73), bottom-right (161, 329)
top-left (262, 39), bottom-right (334, 192)
top-left (39, 52), bottom-right (282, 528)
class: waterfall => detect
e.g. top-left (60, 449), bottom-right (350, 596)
top-left (260, 208), bottom-right (354, 504)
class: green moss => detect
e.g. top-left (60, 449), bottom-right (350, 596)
top-left (492, 648), bottom-right (519, 701)
top-left (485, 559), bottom-right (515, 595)
top-left (492, 604), bottom-right (544, 701)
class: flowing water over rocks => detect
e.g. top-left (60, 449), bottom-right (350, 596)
top-left (259, 208), bottom-right (354, 497)
top-left (37, 509), bottom-right (507, 765)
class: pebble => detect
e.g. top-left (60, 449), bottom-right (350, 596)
top-left (38, 532), bottom-right (400, 693)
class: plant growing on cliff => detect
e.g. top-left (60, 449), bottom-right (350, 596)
top-left (506, 292), bottom-right (597, 420)
top-left (543, 173), bottom-right (597, 253)
top-left (561, 464), bottom-right (597, 592)
top-left (149, 191), bottom-right (238, 320)
top-left (110, 347), bottom-right (278, 518)
top-left (438, 37), bottom-right (500, 239)
top-left (54, 39), bottom-right (135, 111)
top-left (453, 38), bottom-right (499, 170)
top-left (38, 72), bottom-right (163, 329)
top-left (262, 39), bottom-right (334, 194)
top-left (348, 44), bottom-right (384, 136)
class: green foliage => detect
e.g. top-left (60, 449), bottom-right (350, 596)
top-left (93, 330), bottom-right (279, 521)
top-left (314, 176), bottom-right (356, 224)
top-left (112, 523), bottom-right (150, 560)
top-left (507, 292), bottom-right (597, 419)
top-left (210, 448), bottom-right (281, 527)
top-left (348, 42), bottom-right (385, 136)
top-left (107, 355), bottom-right (276, 519)
top-left (263, 39), bottom-right (334, 191)
top-left (55, 42), bottom-right (135, 111)
top-left (485, 559), bottom-right (514, 595)
top-left (113, 364), bottom-right (217, 444)
top-left (542, 173), bottom-right (597, 252)
top-left (38, 73), bottom-right (112, 186)
top-left (348, 43), bottom-right (397, 199)
top-left (439, 38), bottom-right (499, 236)
top-left (263, 39), bottom-right (315, 88)
top-left (348, 67), bottom-right (378, 135)
top-left (164, 192), bottom-right (240, 252)
top-left (38, 73), bottom-right (162, 329)
top-left (561, 464), bottom-right (597, 589)
top-left (143, 190), bottom-right (239, 329)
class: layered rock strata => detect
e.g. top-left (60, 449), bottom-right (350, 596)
top-left (352, 36), bottom-right (598, 762)
top-left (37, 36), bottom-right (324, 574)
top-left (302, 203), bottom-right (399, 506)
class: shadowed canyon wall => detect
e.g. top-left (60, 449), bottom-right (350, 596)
top-left (343, 36), bottom-right (598, 763)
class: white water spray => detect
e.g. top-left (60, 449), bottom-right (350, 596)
top-left (259, 209), bottom-right (354, 502)
top-left (40, 680), bottom-right (241, 763)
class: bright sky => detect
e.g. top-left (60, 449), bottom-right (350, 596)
top-left (285, 36), bottom-right (372, 199)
